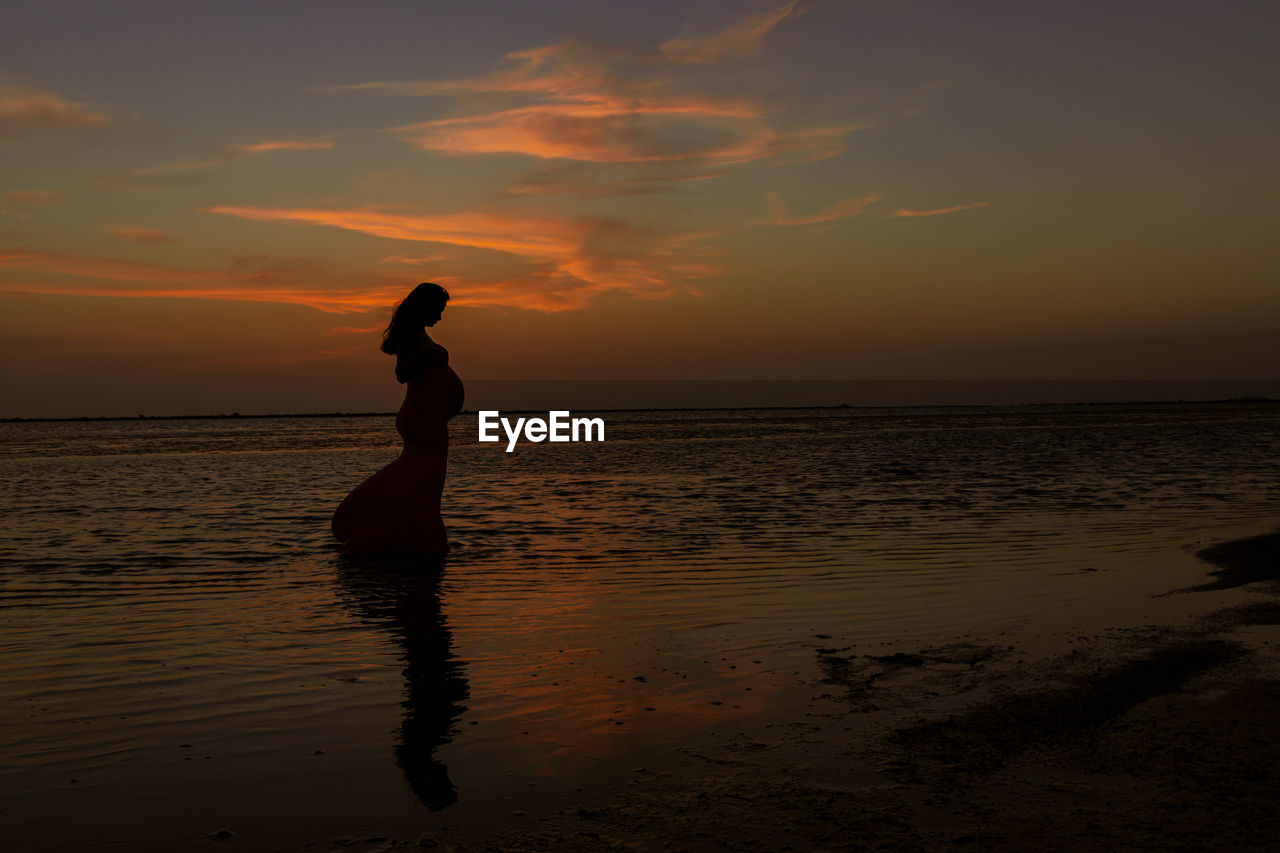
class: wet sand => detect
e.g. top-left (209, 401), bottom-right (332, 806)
top-left (337, 531), bottom-right (1280, 852)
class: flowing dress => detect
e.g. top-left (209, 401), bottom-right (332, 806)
top-left (331, 338), bottom-right (464, 555)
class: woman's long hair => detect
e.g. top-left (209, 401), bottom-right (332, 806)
top-left (381, 283), bottom-right (449, 355)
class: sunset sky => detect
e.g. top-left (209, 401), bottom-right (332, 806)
top-left (2, 0), bottom-right (1277, 416)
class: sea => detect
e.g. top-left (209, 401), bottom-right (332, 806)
top-left (2, 401), bottom-right (1279, 850)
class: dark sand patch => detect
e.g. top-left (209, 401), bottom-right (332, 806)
top-left (818, 642), bottom-right (1011, 705)
top-left (924, 670), bottom-right (1280, 853)
top-left (894, 639), bottom-right (1244, 772)
top-left (1184, 530), bottom-right (1280, 591)
top-left (1200, 599), bottom-right (1280, 630)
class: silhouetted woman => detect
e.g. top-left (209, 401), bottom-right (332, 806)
top-left (332, 283), bottom-right (464, 555)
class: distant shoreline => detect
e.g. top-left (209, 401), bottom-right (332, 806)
top-left (2, 396), bottom-right (1276, 424)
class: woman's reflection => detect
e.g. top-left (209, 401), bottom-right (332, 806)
top-left (336, 557), bottom-right (469, 809)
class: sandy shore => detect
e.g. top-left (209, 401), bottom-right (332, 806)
top-left (324, 531), bottom-right (1280, 852)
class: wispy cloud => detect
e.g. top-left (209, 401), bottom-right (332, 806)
top-left (132, 157), bottom-right (229, 178)
top-left (890, 202), bottom-right (990, 218)
top-left (0, 81), bottom-right (115, 133)
top-left (327, 2), bottom-right (856, 169)
top-left (766, 192), bottom-right (882, 225)
top-left (208, 204), bottom-right (720, 310)
top-left (3, 189), bottom-right (65, 205)
top-left (106, 226), bottom-right (174, 244)
top-left (236, 139), bottom-right (334, 153)
top-left (0, 249), bottom-right (408, 313)
top-left (659, 0), bottom-right (800, 63)
top-left (211, 205), bottom-right (580, 259)
top-left (394, 105), bottom-right (853, 165)
top-left (503, 167), bottom-right (729, 198)
top-left (132, 139), bottom-right (333, 181)
top-left (333, 0), bottom-right (799, 99)
top-left (380, 254), bottom-right (450, 265)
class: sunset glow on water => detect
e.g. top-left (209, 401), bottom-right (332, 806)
top-left (3, 403), bottom-right (1278, 848)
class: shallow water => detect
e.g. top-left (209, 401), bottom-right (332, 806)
top-left (2, 403), bottom-right (1278, 849)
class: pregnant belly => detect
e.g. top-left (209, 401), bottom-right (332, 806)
top-left (396, 366), bottom-right (464, 446)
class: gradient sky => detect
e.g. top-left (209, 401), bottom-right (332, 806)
top-left (2, 0), bottom-right (1277, 416)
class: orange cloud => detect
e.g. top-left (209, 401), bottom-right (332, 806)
top-left (107, 226), bottom-right (174, 244)
top-left (331, 2), bottom-right (857, 168)
top-left (211, 205), bottom-right (580, 259)
top-left (394, 103), bottom-right (853, 166)
top-left (503, 167), bottom-right (729, 198)
top-left (890, 202), bottom-right (990, 218)
top-left (381, 254), bottom-right (449, 265)
top-left (332, 0), bottom-right (798, 98)
top-left (0, 249), bottom-right (408, 313)
top-left (237, 140), bottom-right (334, 153)
top-left (767, 192), bottom-right (882, 225)
top-left (133, 139), bottom-right (333, 181)
top-left (4, 189), bottom-right (65, 205)
top-left (659, 0), bottom-right (800, 63)
top-left (0, 82), bottom-right (114, 132)
top-left (208, 204), bottom-right (721, 310)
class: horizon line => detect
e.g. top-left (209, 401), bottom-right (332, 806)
top-left (3, 396), bottom-right (1277, 424)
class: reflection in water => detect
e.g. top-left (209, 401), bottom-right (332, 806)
top-left (335, 557), bottom-right (469, 809)
top-left (7, 406), bottom-right (1280, 850)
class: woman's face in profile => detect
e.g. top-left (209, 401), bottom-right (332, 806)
top-left (425, 303), bottom-right (445, 327)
